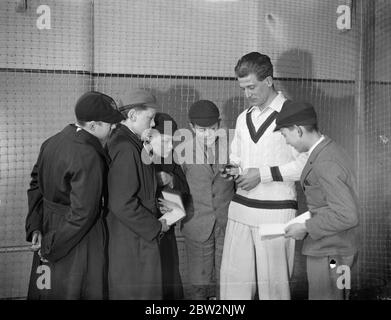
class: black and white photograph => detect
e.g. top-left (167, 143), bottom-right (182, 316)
top-left (0, 0), bottom-right (390, 310)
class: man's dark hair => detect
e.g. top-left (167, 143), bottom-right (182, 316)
top-left (235, 52), bottom-right (273, 81)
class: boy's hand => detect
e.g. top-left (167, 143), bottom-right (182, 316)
top-left (37, 249), bottom-right (49, 263)
top-left (158, 198), bottom-right (184, 214)
top-left (160, 219), bottom-right (169, 233)
top-left (31, 230), bottom-right (42, 251)
top-left (284, 223), bottom-right (307, 240)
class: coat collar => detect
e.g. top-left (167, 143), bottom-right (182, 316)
top-left (66, 124), bottom-right (110, 164)
top-left (300, 135), bottom-right (333, 185)
top-left (246, 110), bottom-right (278, 143)
top-left (117, 123), bottom-right (144, 151)
top-left (247, 91), bottom-right (286, 114)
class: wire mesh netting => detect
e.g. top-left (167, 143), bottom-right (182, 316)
top-left (0, 0), bottom-right (389, 299)
top-left (358, 0), bottom-right (391, 293)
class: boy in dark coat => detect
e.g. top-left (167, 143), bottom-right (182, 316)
top-left (25, 91), bottom-right (123, 299)
top-left (152, 112), bottom-right (189, 300)
top-left (276, 100), bottom-right (360, 300)
top-left (106, 89), bottom-right (169, 300)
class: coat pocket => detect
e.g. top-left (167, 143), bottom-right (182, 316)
top-left (303, 184), bottom-right (327, 208)
top-left (41, 198), bottom-right (71, 258)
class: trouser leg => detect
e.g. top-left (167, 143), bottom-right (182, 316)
top-left (307, 254), bottom-right (355, 300)
top-left (214, 223), bottom-right (225, 299)
top-left (185, 234), bottom-right (215, 300)
top-left (253, 229), bottom-right (294, 300)
top-left (220, 219), bottom-right (256, 300)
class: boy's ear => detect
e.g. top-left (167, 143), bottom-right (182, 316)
top-left (127, 108), bottom-right (137, 121)
top-left (87, 121), bottom-right (96, 131)
top-left (297, 125), bottom-right (303, 137)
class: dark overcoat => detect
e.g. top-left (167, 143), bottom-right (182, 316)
top-left (106, 124), bottom-right (162, 300)
top-left (155, 160), bottom-right (190, 300)
top-left (25, 124), bottom-right (108, 299)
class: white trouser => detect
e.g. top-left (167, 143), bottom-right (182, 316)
top-left (220, 208), bottom-right (295, 300)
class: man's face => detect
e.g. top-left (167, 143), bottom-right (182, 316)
top-left (280, 127), bottom-right (305, 152)
top-left (238, 73), bottom-right (272, 108)
top-left (134, 107), bottom-right (156, 137)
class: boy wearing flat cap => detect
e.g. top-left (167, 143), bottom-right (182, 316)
top-left (276, 100), bottom-right (359, 300)
top-left (180, 100), bottom-right (235, 300)
top-left (106, 89), bottom-right (169, 299)
top-left (25, 91), bottom-right (123, 299)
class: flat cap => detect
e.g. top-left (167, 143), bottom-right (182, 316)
top-left (154, 112), bottom-right (178, 135)
top-left (118, 89), bottom-right (158, 113)
top-left (274, 100), bottom-right (317, 131)
top-left (75, 91), bottom-right (124, 124)
top-left (188, 100), bottom-right (220, 127)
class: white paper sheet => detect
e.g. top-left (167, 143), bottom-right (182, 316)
top-left (159, 207), bottom-right (186, 226)
top-left (259, 211), bottom-right (311, 236)
top-left (159, 191), bottom-right (186, 226)
top-left (161, 191), bottom-right (184, 210)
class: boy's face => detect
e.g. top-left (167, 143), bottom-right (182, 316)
top-left (150, 133), bottom-right (173, 158)
top-left (92, 121), bottom-right (116, 144)
top-left (280, 126), bottom-right (305, 153)
top-left (131, 107), bottom-right (156, 137)
top-left (190, 121), bottom-right (220, 146)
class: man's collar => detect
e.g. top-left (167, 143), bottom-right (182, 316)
top-left (247, 91), bottom-right (285, 114)
top-left (74, 123), bottom-right (83, 132)
top-left (308, 135), bottom-right (325, 156)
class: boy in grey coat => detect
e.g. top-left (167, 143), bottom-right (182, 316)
top-left (276, 100), bottom-right (359, 300)
top-left (180, 100), bottom-right (235, 299)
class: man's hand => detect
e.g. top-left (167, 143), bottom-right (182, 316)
top-left (160, 218), bottom-right (170, 233)
top-left (31, 230), bottom-right (42, 252)
top-left (219, 164), bottom-right (240, 181)
top-left (157, 171), bottom-right (174, 188)
top-left (236, 168), bottom-right (261, 191)
top-left (284, 223), bottom-right (307, 240)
